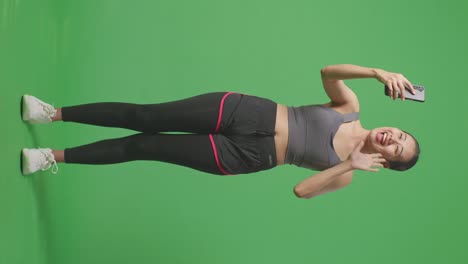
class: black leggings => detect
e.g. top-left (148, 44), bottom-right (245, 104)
top-left (62, 92), bottom-right (278, 175)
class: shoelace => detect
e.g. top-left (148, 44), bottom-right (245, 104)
top-left (39, 149), bottom-right (59, 174)
top-left (39, 101), bottom-right (57, 119)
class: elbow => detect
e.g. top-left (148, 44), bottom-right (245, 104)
top-left (320, 66), bottom-right (328, 77)
top-left (293, 186), bottom-right (314, 199)
top-left (293, 186), bottom-right (303, 198)
top-left (320, 66), bottom-right (336, 81)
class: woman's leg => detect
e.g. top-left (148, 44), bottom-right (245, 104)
top-left (60, 133), bottom-right (225, 175)
top-left (45, 93), bottom-right (279, 176)
top-left (57, 92), bottom-right (242, 134)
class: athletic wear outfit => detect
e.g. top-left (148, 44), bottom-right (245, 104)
top-left (62, 92), bottom-right (277, 175)
top-left (23, 92), bottom-right (360, 175)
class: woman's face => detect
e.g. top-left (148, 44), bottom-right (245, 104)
top-left (366, 127), bottom-right (417, 166)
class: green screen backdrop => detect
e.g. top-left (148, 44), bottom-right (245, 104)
top-left (1, 0), bottom-right (467, 264)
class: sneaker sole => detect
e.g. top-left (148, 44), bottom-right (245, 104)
top-left (21, 95), bottom-right (29, 121)
top-left (20, 95), bottom-right (24, 120)
top-left (20, 149), bottom-right (25, 175)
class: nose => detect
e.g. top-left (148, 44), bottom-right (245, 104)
top-left (388, 134), bottom-right (395, 145)
top-left (389, 133), bottom-right (400, 145)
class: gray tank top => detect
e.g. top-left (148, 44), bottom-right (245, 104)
top-left (285, 105), bottom-right (360, 170)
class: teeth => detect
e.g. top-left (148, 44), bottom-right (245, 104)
top-left (382, 133), bottom-right (387, 145)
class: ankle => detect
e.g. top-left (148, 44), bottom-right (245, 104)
top-left (52, 150), bottom-right (65, 163)
top-left (51, 108), bottom-right (63, 122)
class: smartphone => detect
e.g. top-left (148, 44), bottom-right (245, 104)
top-left (384, 84), bottom-right (425, 102)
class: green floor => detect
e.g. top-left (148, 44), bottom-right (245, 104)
top-left (2, 0), bottom-right (468, 264)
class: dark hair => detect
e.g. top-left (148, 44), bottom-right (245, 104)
top-left (388, 131), bottom-right (420, 171)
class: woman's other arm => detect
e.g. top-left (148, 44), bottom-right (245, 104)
top-left (293, 141), bottom-right (386, 199)
top-left (293, 161), bottom-right (354, 199)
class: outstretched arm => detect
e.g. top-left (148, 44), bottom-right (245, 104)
top-left (321, 64), bottom-right (416, 105)
top-left (321, 64), bottom-right (379, 80)
top-left (293, 141), bottom-right (386, 199)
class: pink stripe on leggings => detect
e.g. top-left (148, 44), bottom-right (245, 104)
top-left (209, 134), bottom-right (232, 175)
top-left (210, 92), bottom-right (241, 175)
top-left (214, 92), bottom-right (237, 133)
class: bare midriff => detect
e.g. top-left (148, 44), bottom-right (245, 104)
top-left (274, 104), bottom-right (289, 165)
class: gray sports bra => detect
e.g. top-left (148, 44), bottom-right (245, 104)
top-left (284, 105), bottom-right (360, 170)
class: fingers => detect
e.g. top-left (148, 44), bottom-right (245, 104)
top-left (397, 80), bottom-right (406, 100)
top-left (366, 163), bottom-right (383, 172)
top-left (387, 83), bottom-right (395, 100)
top-left (392, 80), bottom-right (406, 100)
top-left (392, 81), bottom-right (399, 100)
top-left (386, 73), bottom-right (414, 100)
top-left (404, 79), bottom-right (416, 95)
top-left (392, 82), bottom-right (397, 100)
top-left (375, 158), bottom-right (386, 164)
top-left (370, 154), bottom-right (386, 165)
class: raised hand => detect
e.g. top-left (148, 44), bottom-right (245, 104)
top-left (374, 69), bottom-right (416, 100)
top-left (349, 141), bottom-right (386, 172)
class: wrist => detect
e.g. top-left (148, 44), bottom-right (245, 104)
top-left (342, 159), bottom-right (355, 171)
top-left (371, 68), bottom-right (381, 78)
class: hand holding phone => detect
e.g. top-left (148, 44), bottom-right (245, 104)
top-left (384, 84), bottom-right (425, 102)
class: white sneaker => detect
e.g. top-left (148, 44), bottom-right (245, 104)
top-left (21, 148), bottom-right (59, 175)
top-left (22, 95), bottom-right (57, 124)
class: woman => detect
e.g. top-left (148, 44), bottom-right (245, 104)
top-left (21, 64), bottom-right (420, 199)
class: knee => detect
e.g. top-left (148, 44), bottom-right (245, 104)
top-left (133, 105), bottom-right (149, 120)
top-left (132, 105), bottom-right (154, 132)
top-left (122, 135), bottom-right (148, 159)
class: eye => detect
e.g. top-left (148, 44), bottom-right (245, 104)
top-left (400, 133), bottom-right (403, 139)
top-left (395, 145), bottom-right (398, 154)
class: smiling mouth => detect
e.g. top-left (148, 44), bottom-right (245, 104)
top-left (376, 132), bottom-right (388, 146)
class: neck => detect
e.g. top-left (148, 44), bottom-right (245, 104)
top-left (353, 126), bottom-right (372, 153)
